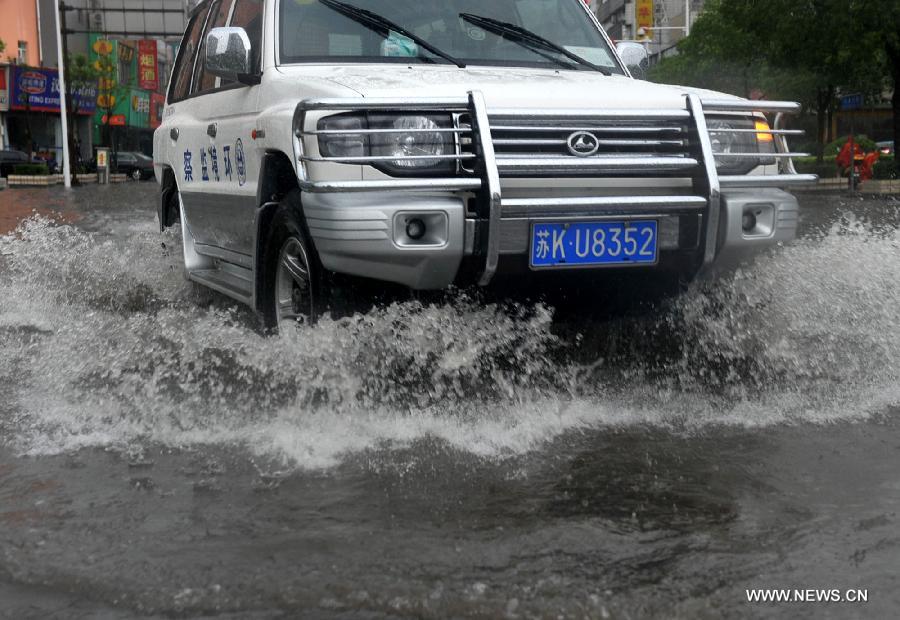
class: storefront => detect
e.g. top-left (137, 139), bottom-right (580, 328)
top-left (0, 65), bottom-right (9, 149)
top-left (3, 65), bottom-right (96, 164)
top-left (94, 87), bottom-right (153, 155)
top-left (91, 34), bottom-right (161, 156)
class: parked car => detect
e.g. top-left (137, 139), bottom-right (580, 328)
top-left (877, 140), bottom-right (894, 156)
top-left (115, 151), bottom-right (156, 180)
top-left (154, 0), bottom-right (815, 330)
top-left (0, 149), bottom-right (31, 178)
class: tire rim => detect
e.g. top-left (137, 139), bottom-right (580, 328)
top-left (275, 237), bottom-right (313, 326)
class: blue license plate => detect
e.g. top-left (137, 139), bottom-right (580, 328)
top-left (530, 220), bottom-right (658, 268)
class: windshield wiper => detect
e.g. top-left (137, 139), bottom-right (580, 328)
top-left (319, 0), bottom-right (466, 68)
top-left (459, 13), bottom-right (611, 76)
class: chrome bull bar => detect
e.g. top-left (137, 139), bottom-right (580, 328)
top-left (292, 92), bottom-right (815, 285)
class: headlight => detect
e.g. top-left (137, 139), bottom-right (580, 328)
top-left (317, 113), bottom-right (454, 176)
top-left (316, 114), bottom-right (367, 159)
top-left (706, 116), bottom-right (776, 175)
top-left (370, 115), bottom-right (449, 170)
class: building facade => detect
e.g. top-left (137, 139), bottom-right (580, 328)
top-left (1, 0), bottom-right (186, 165)
top-left (1, 0), bottom-right (44, 152)
top-left (594, 0), bottom-right (705, 60)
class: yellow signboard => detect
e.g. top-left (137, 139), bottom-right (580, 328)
top-left (636, 0), bottom-right (654, 40)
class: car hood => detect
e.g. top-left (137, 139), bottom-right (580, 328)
top-left (278, 64), bottom-right (743, 112)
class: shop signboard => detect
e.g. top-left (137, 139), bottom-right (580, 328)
top-left (9, 67), bottom-right (96, 114)
top-left (97, 87), bottom-right (152, 129)
top-left (150, 92), bottom-right (166, 129)
top-left (0, 66), bottom-right (9, 111)
top-left (90, 35), bottom-right (119, 82)
top-left (636, 0), bottom-right (654, 40)
top-left (130, 89), bottom-right (150, 128)
top-left (90, 34), bottom-right (120, 122)
top-left (100, 114), bottom-right (126, 126)
top-left (138, 40), bottom-right (159, 91)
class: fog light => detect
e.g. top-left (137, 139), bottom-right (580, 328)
top-left (742, 211), bottom-right (757, 233)
top-left (406, 218), bottom-right (426, 240)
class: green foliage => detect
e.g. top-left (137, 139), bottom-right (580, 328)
top-left (648, 0), bottom-right (894, 162)
top-left (67, 54), bottom-right (97, 86)
top-left (871, 156), bottom-right (897, 179)
top-left (794, 156), bottom-right (838, 178)
top-left (65, 54), bottom-right (100, 115)
top-left (13, 163), bottom-right (50, 176)
top-left (651, 0), bottom-right (883, 97)
top-left (0, 38), bottom-right (5, 55)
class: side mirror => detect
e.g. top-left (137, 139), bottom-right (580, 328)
top-left (206, 27), bottom-right (253, 82)
top-left (616, 41), bottom-right (650, 80)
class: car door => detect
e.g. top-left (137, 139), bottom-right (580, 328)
top-left (116, 152), bottom-right (134, 173)
top-left (161, 0), bottom-right (213, 225)
top-left (177, 0), bottom-right (263, 261)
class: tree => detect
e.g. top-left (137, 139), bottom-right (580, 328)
top-left (761, 0), bottom-right (885, 161)
top-left (0, 38), bottom-right (5, 55)
top-left (854, 0), bottom-right (900, 170)
top-left (63, 53), bottom-right (103, 181)
top-left (649, 0), bottom-right (888, 162)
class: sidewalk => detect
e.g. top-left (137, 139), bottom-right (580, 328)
top-left (795, 176), bottom-right (900, 195)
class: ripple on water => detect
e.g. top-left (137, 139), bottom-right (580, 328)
top-left (0, 214), bottom-right (898, 468)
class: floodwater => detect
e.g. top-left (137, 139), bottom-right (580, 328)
top-left (0, 184), bottom-right (899, 619)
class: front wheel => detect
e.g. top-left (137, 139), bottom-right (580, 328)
top-left (260, 192), bottom-right (325, 330)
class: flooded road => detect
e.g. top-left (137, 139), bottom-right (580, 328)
top-left (1, 184), bottom-right (899, 619)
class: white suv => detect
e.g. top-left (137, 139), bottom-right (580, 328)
top-left (153, 0), bottom-right (815, 328)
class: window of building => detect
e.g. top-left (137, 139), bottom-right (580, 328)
top-left (17, 41), bottom-right (27, 65)
top-left (118, 43), bottom-right (135, 85)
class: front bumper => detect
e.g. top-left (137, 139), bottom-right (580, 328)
top-left (293, 93), bottom-right (813, 289)
top-left (302, 191), bottom-right (466, 289)
top-left (302, 187), bottom-right (799, 289)
top-left (713, 188), bottom-right (799, 272)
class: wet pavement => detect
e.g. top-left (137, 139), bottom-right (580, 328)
top-left (0, 184), bottom-right (899, 619)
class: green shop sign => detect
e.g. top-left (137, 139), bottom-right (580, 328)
top-left (95, 88), bottom-right (150, 129)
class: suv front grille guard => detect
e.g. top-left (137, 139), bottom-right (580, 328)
top-left (292, 92), bottom-right (815, 285)
top-left (700, 98), bottom-right (814, 189)
top-left (293, 96), bottom-right (481, 193)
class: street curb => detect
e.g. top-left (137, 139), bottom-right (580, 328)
top-left (5, 173), bottom-right (131, 187)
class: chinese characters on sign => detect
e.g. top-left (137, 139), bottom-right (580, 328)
top-left (132, 94), bottom-right (150, 114)
top-left (10, 67), bottom-right (97, 114)
top-left (636, 0), bottom-right (654, 40)
top-left (137, 40), bottom-right (159, 91)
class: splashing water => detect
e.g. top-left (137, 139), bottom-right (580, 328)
top-left (0, 213), bottom-right (898, 468)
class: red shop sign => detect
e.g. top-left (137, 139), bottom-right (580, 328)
top-left (137, 40), bottom-right (159, 92)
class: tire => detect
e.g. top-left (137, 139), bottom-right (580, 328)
top-left (130, 168), bottom-right (142, 181)
top-left (259, 190), bottom-right (325, 330)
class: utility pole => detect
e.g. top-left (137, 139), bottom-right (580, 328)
top-left (54, 0), bottom-right (71, 188)
top-left (685, 0), bottom-right (691, 37)
top-left (684, 0), bottom-right (691, 38)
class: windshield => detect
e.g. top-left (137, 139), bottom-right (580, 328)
top-left (278, 0), bottom-right (623, 74)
